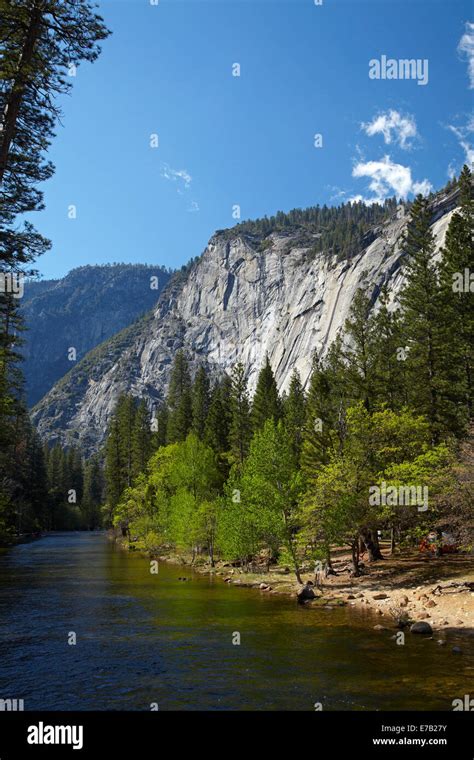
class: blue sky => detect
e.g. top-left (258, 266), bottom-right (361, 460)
top-left (32, 0), bottom-right (473, 279)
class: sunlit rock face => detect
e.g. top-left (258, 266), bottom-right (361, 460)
top-left (32, 189), bottom-right (458, 455)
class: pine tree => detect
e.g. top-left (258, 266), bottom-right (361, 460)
top-left (151, 402), bottom-right (168, 449)
top-left (166, 351), bottom-right (192, 443)
top-left (343, 288), bottom-right (377, 411)
top-left (251, 355), bottom-right (281, 430)
top-left (229, 363), bottom-right (252, 469)
top-left (66, 447), bottom-right (83, 506)
top-left (116, 395), bottom-right (136, 488)
top-left (0, 0), bottom-right (109, 188)
top-left (372, 286), bottom-right (409, 410)
top-left (24, 425), bottom-right (48, 528)
top-left (283, 369), bottom-right (306, 463)
top-left (132, 399), bottom-right (151, 478)
top-left (82, 456), bottom-right (103, 530)
top-left (301, 338), bottom-right (348, 482)
top-left (191, 365), bottom-right (210, 439)
top-left (105, 415), bottom-right (125, 512)
top-left (438, 165), bottom-right (474, 427)
top-left (204, 374), bottom-right (232, 455)
top-left (398, 195), bottom-right (451, 440)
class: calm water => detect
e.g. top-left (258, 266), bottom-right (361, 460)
top-left (0, 532), bottom-right (472, 711)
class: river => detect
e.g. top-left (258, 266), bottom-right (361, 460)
top-left (0, 532), bottom-right (472, 711)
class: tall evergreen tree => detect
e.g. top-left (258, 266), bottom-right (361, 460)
top-left (82, 456), bottom-right (103, 530)
top-left (132, 399), bottom-right (152, 479)
top-left (301, 338), bottom-right (348, 483)
top-left (166, 351), bottom-right (193, 443)
top-left (438, 165), bottom-right (474, 427)
top-left (398, 195), bottom-right (454, 440)
top-left (283, 369), bottom-right (306, 464)
top-left (343, 288), bottom-right (377, 411)
top-left (229, 363), bottom-right (252, 469)
top-left (204, 374), bottom-right (232, 456)
top-left (372, 287), bottom-right (409, 410)
top-left (191, 365), bottom-right (210, 440)
top-left (251, 355), bottom-right (281, 430)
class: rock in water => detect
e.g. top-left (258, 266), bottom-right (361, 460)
top-left (410, 621), bottom-right (433, 635)
top-left (297, 582), bottom-right (316, 603)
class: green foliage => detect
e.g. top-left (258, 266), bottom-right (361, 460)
top-left (101, 169), bottom-right (472, 572)
top-left (228, 363), bottom-right (252, 469)
top-left (251, 355), bottom-right (281, 431)
top-left (283, 369), bottom-right (306, 464)
top-left (220, 197), bottom-right (399, 263)
top-left (166, 350), bottom-right (192, 443)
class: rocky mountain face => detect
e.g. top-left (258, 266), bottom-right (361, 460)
top-left (32, 188), bottom-right (460, 454)
top-left (21, 264), bottom-right (171, 406)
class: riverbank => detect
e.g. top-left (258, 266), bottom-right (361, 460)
top-left (113, 533), bottom-right (474, 638)
top-left (0, 531), bottom-right (44, 549)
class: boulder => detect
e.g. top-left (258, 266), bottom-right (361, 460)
top-left (410, 621), bottom-right (433, 635)
top-left (297, 582), bottom-right (316, 603)
top-left (373, 593), bottom-right (389, 600)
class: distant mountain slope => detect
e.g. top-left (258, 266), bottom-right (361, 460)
top-left (22, 263), bottom-right (172, 406)
top-left (32, 187), bottom-right (460, 454)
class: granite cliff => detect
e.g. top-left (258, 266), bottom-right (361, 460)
top-left (32, 188), bottom-right (459, 454)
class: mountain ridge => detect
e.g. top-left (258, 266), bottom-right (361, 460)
top-left (32, 185), bottom-right (460, 454)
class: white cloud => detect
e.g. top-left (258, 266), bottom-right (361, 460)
top-left (361, 110), bottom-right (417, 150)
top-left (447, 121), bottom-right (474, 167)
top-left (447, 161), bottom-right (457, 180)
top-left (187, 200), bottom-right (200, 213)
top-left (350, 155), bottom-right (432, 204)
top-left (161, 163), bottom-right (192, 189)
top-left (458, 21), bottom-right (474, 88)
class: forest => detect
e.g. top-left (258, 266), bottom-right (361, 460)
top-left (101, 169), bottom-right (473, 578)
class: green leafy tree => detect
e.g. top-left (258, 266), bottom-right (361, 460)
top-left (239, 419), bottom-right (303, 581)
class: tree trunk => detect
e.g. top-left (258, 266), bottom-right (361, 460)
top-left (0, 3), bottom-right (44, 185)
top-left (361, 529), bottom-right (384, 561)
top-left (390, 526), bottom-right (396, 555)
top-left (350, 540), bottom-right (361, 576)
top-left (209, 540), bottom-right (214, 567)
top-left (325, 549), bottom-right (337, 576)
